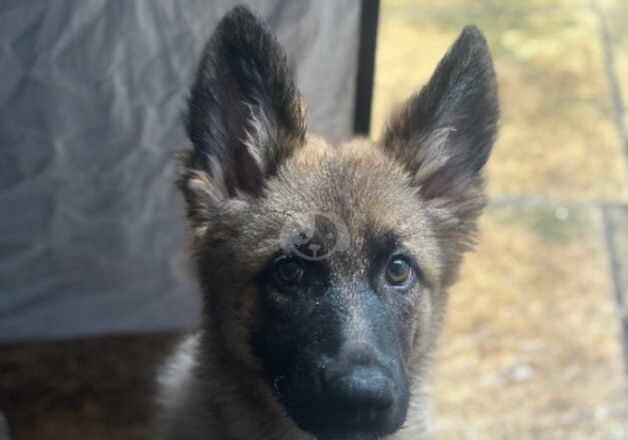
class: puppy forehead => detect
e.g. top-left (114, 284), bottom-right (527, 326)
top-left (253, 138), bottom-right (439, 272)
top-left (265, 138), bottom-right (411, 226)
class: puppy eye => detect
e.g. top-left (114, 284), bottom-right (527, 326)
top-left (273, 256), bottom-right (304, 286)
top-left (385, 256), bottom-right (412, 286)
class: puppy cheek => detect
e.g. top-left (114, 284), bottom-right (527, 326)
top-left (411, 289), bottom-right (435, 354)
top-left (223, 286), bottom-right (265, 368)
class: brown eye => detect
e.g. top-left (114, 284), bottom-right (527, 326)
top-left (274, 256), bottom-right (304, 285)
top-left (386, 256), bottom-right (412, 286)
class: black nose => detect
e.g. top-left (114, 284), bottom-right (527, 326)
top-left (326, 366), bottom-right (394, 410)
top-left (323, 342), bottom-right (395, 411)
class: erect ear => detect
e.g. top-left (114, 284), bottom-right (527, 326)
top-left (381, 26), bottom-right (498, 230)
top-left (179, 6), bottom-right (305, 231)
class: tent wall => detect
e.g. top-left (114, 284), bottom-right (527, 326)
top-left (0, 0), bottom-right (377, 341)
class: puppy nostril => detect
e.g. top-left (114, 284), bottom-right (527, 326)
top-left (326, 367), bottom-right (394, 410)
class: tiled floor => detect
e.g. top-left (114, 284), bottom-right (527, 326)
top-left (372, 0), bottom-right (628, 437)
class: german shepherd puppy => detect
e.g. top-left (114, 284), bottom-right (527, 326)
top-left (157, 6), bottom-right (498, 439)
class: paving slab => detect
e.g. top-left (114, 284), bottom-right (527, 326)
top-left (602, 205), bottom-right (628, 368)
top-left (430, 205), bottom-right (627, 438)
top-left (599, 0), bottom-right (628, 158)
top-left (372, 0), bottom-right (628, 201)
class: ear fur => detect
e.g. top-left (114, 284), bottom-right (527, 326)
top-left (179, 6), bottom-right (305, 231)
top-left (382, 26), bottom-right (498, 241)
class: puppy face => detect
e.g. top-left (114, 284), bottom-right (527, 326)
top-left (179, 7), bottom-right (498, 439)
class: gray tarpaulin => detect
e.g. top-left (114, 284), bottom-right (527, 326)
top-left (0, 0), bottom-right (374, 341)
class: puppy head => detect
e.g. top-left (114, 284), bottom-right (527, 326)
top-left (179, 7), bottom-right (498, 438)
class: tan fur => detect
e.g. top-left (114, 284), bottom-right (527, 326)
top-left (158, 139), bottom-right (453, 439)
top-left (157, 9), bottom-right (497, 439)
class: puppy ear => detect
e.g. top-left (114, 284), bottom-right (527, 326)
top-left (381, 26), bottom-right (498, 229)
top-left (179, 6), bottom-right (305, 230)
